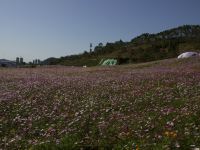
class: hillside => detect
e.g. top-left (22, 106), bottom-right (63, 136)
top-left (1, 58), bottom-right (200, 149)
top-left (43, 25), bottom-right (200, 66)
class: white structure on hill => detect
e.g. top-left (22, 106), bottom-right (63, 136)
top-left (177, 52), bottom-right (199, 59)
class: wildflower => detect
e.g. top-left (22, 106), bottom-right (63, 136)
top-left (164, 131), bottom-right (170, 136)
top-left (132, 143), bottom-right (139, 150)
top-left (164, 131), bottom-right (177, 138)
top-left (175, 142), bottom-right (180, 148)
top-left (171, 132), bottom-right (177, 138)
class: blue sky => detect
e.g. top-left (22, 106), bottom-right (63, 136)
top-left (0, 0), bottom-right (200, 62)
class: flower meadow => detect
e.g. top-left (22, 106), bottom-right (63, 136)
top-left (1, 58), bottom-right (200, 150)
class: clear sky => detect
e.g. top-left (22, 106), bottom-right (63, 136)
top-left (0, 0), bottom-right (200, 62)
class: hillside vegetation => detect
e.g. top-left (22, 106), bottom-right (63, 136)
top-left (1, 58), bottom-right (200, 149)
top-left (43, 25), bottom-right (200, 66)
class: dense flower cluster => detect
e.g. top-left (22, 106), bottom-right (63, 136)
top-left (0, 58), bottom-right (200, 149)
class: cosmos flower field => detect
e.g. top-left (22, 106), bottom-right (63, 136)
top-left (1, 58), bottom-right (200, 149)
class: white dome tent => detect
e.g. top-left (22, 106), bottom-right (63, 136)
top-left (177, 52), bottom-right (199, 59)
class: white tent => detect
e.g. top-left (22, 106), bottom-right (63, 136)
top-left (101, 59), bottom-right (117, 66)
top-left (177, 52), bottom-right (199, 59)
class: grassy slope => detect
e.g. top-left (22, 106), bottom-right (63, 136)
top-left (1, 58), bottom-right (200, 150)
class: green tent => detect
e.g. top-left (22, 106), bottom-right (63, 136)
top-left (101, 59), bottom-right (117, 66)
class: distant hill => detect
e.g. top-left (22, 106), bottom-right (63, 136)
top-left (43, 25), bottom-right (200, 66)
top-left (42, 57), bottom-right (59, 65)
top-left (0, 59), bottom-right (16, 67)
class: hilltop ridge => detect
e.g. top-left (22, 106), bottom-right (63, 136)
top-left (43, 25), bottom-right (200, 66)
